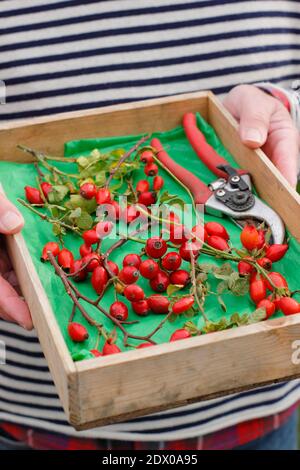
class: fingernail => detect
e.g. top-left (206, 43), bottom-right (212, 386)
top-left (243, 128), bottom-right (263, 144)
top-left (0, 211), bottom-right (23, 232)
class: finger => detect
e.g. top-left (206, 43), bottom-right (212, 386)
top-left (0, 193), bottom-right (24, 235)
top-left (262, 120), bottom-right (300, 187)
top-left (0, 274), bottom-right (33, 330)
top-left (224, 84), bottom-right (276, 147)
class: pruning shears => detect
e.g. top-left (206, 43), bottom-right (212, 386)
top-left (151, 112), bottom-right (285, 244)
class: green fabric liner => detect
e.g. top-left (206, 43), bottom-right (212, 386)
top-left (0, 113), bottom-right (299, 361)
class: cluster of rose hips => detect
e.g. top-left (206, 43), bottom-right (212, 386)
top-left (238, 225), bottom-right (299, 317)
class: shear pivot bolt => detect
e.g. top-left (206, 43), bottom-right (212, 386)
top-left (216, 189), bottom-right (226, 197)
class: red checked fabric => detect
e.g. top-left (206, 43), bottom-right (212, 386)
top-left (1, 403), bottom-right (298, 450)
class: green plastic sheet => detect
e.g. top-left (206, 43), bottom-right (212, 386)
top-left (0, 113), bottom-right (299, 361)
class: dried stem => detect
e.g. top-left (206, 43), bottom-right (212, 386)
top-left (190, 252), bottom-right (209, 323)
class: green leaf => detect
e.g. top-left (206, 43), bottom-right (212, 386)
top-left (250, 307), bottom-right (267, 323)
top-left (168, 313), bottom-right (178, 323)
top-left (76, 211), bottom-right (93, 230)
top-left (183, 308), bottom-right (196, 319)
top-left (76, 156), bottom-right (89, 168)
top-left (160, 191), bottom-right (185, 209)
top-left (69, 207), bottom-right (82, 220)
top-left (167, 284), bottom-right (183, 296)
top-left (216, 280), bottom-right (228, 294)
top-left (95, 171), bottom-right (107, 185)
top-left (47, 184), bottom-right (69, 203)
top-left (184, 321), bottom-right (200, 336)
top-left (52, 223), bottom-right (61, 236)
top-left (217, 295), bottom-right (227, 312)
top-left (65, 194), bottom-right (97, 214)
top-left (197, 263), bottom-right (214, 273)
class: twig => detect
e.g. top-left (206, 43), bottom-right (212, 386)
top-left (190, 251), bottom-right (209, 323)
top-left (105, 135), bottom-right (149, 188)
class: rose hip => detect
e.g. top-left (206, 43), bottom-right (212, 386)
top-left (57, 248), bottom-right (74, 271)
top-left (149, 271), bottom-right (170, 292)
top-left (131, 299), bottom-right (150, 316)
top-left (136, 179), bottom-right (150, 193)
top-left (41, 182), bottom-right (52, 199)
top-left (169, 224), bottom-right (188, 245)
top-left (161, 252), bottom-right (182, 271)
top-left (265, 244), bottom-right (289, 262)
top-left (25, 186), bottom-right (43, 205)
top-left (119, 265), bottom-right (139, 284)
top-left (140, 150), bottom-right (154, 164)
top-left (96, 188), bottom-right (111, 205)
top-left (137, 343), bottom-right (153, 348)
top-left (70, 259), bottom-right (87, 282)
top-left (257, 230), bottom-right (266, 250)
top-left (124, 284), bottom-right (145, 302)
top-left (80, 182), bottom-right (96, 200)
top-left (41, 241), bottom-right (60, 261)
top-left (257, 257), bottom-right (272, 271)
top-left (257, 298), bottom-right (276, 318)
top-left (279, 297), bottom-right (300, 315)
top-left (139, 259), bottom-right (159, 279)
top-left (68, 322), bottom-right (89, 342)
top-left (264, 272), bottom-right (288, 291)
top-left (170, 329), bottom-right (191, 341)
top-left (138, 191), bottom-right (157, 206)
top-left (204, 221), bottom-right (229, 240)
top-left (123, 253), bottom-right (141, 268)
top-left (172, 296), bottom-right (194, 314)
top-left (79, 243), bottom-right (92, 258)
top-left (169, 270), bottom-right (190, 286)
top-left (83, 229), bottom-right (99, 246)
top-left (90, 349), bottom-right (103, 357)
top-left (250, 277), bottom-right (267, 304)
top-left (145, 236), bottom-right (167, 258)
top-left (207, 235), bottom-right (229, 251)
top-left (110, 301), bottom-right (128, 321)
top-left (144, 162), bottom-right (158, 177)
top-left (153, 175), bottom-right (164, 191)
top-left (179, 241), bottom-right (200, 261)
top-left (91, 266), bottom-right (108, 294)
top-left (102, 341), bottom-right (121, 355)
top-left (82, 252), bottom-right (102, 272)
top-left (238, 260), bottom-right (254, 276)
top-left (106, 260), bottom-right (119, 276)
top-left (96, 221), bottom-right (113, 238)
top-left (148, 294), bottom-right (170, 314)
top-left (240, 225), bottom-right (260, 251)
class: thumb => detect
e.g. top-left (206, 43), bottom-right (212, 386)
top-left (224, 84), bottom-right (275, 148)
top-left (0, 193), bottom-right (24, 235)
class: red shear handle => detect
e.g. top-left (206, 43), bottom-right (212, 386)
top-left (183, 112), bottom-right (245, 179)
top-left (151, 138), bottom-right (212, 205)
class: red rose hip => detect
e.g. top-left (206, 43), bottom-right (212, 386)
top-left (149, 271), bottom-right (170, 292)
top-left (68, 322), bottom-right (89, 342)
top-left (139, 259), bottom-right (159, 279)
top-left (145, 236), bottom-right (167, 258)
top-left (148, 295), bottom-right (170, 314)
top-left (110, 301), bottom-right (128, 321)
top-left (41, 241), bottom-right (60, 261)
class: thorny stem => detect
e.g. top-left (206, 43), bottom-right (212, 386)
top-left (105, 135), bottom-right (149, 189)
top-left (152, 154), bottom-right (199, 223)
top-left (17, 198), bottom-right (81, 235)
top-left (48, 245), bottom-right (172, 347)
top-left (18, 145), bottom-right (78, 163)
top-left (190, 252), bottom-right (209, 323)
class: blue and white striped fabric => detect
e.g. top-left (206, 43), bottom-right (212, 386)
top-left (0, 0), bottom-right (299, 441)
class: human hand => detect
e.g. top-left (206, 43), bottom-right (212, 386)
top-left (0, 194), bottom-right (32, 329)
top-left (223, 84), bottom-right (299, 187)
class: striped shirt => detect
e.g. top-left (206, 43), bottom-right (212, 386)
top-left (0, 0), bottom-right (300, 441)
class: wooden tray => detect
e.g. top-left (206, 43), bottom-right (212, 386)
top-left (1, 91), bottom-right (300, 430)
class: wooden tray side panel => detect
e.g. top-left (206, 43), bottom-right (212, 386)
top-left (73, 316), bottom-right (300, 429)
top-left (208, 94), bottom-right (300, 242)
top-left (0, 93), bottom-right (208, 162)
top-left (5, 230), bottom-right (77, 419)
